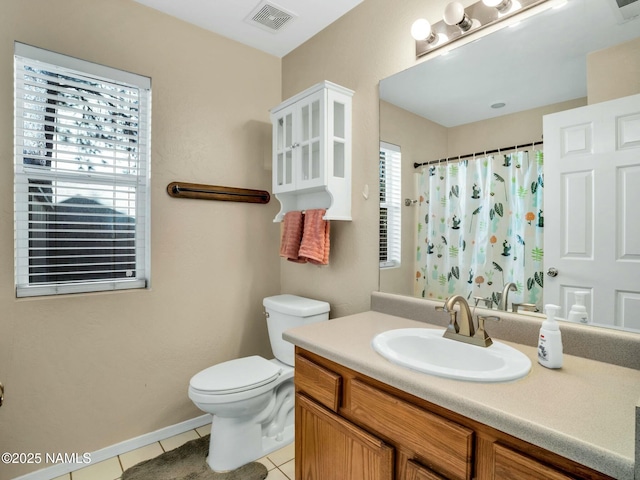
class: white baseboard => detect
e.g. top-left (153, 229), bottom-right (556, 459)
top-left (12, 414), bottom-right (212, 480)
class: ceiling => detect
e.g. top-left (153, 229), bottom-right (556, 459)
top-left (133, 0), bottom-right (364, 58)
top-left (379, 0), bottom-right (640, 127)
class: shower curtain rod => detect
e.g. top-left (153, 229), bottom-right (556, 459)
top-left (413, 140), bottom-right (543, 169)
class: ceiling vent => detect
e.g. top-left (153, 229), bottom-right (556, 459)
top-left (609, 0), bottom-right (640, 22)
top-left (245, 1), bottom-right (297, 33)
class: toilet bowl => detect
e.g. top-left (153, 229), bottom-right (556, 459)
top-left (188, 294), bottom-right (329, 472)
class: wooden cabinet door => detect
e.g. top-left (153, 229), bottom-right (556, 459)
top-left (493, 443), bottom-right (574, 480)
top-left (296, 393), bottom-right (394, 480)
top-left (404, 459), bottom-right (448, 480)
top-left (349, 379), bottom-right (474, 480)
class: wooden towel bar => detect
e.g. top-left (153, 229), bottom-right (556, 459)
top-left (167, 182), bottom-right (270, 204)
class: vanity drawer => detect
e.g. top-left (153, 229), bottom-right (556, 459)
top-left (294, 354), bottom-right (342, 412)
top-left (492, 443), bottom-right (574, 480)
top-left (349, 379), bottom-right (474, 480)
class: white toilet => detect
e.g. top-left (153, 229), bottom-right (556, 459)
top-left (188, 294), bottom-right (330, 472)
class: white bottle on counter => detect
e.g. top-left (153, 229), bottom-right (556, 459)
top-left (537, 304), bottom-right (563, 369)
top-left (567, 291), bottom-right (589, 324)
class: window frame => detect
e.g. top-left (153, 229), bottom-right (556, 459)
top-left (14, 43), bottom-right (151, 297)
top-left (379, 142), bottom-right (402, 269)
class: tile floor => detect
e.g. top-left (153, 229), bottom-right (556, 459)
top-left (51, 424), bottom-right (295, 480)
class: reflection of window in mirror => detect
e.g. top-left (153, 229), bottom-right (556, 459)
top-left (379, 142), bottom-right (401, 268)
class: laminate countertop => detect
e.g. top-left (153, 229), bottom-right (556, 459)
top-left (284, 311), bottom-right (640, 480)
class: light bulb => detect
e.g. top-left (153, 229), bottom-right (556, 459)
top-left (411, 18), bottom-right (433, 41)
top-left (443, 2), bottom-right (474, 31)
top-left (443, 2), bottom-right (466, 25)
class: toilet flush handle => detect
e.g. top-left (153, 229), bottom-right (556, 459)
top-left (264, 310), bottom-right (269, 318)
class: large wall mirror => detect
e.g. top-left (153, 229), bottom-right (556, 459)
top-left (379, 0), bottom-right (640, 333)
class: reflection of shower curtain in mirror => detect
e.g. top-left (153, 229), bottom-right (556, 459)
top-left (415, 150), bottom-right (544, 310)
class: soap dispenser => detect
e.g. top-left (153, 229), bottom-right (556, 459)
top-left (567, 291), bottom-right (589, 324)
top-left (538, 304), bottom-right (563, 369)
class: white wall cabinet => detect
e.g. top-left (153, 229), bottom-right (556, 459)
top-left (271, 81), bottom-right (353, 221)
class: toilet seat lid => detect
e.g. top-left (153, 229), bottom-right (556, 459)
top-left (190, 356), bottom-right (282, 394)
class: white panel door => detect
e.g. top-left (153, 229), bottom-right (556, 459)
top-left (543, 93), bottom-right (640, 331)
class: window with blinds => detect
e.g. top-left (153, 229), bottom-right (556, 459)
top-left (14, 43), bottom-right (151, 297)
top-left (379, 142), bottom-right (401, 268)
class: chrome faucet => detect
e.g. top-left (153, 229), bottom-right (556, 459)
top-left (436, 295), bottom-right (498, 347)
top-left (498, 282), bottom-right (517, 311)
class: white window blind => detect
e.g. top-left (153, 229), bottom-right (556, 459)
top-left (379, 142), bottom-right (401, 268)
top-left (14, 43), bottom-right (151, 297)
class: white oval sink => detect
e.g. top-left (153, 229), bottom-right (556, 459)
top-left (372, 328), bottom-right (531, 383)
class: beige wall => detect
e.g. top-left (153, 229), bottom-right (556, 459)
top-left (3, 0), bottom-right (638, 476)
top-left (279, 0), bottom-right (639, 316)
top-left (280, 0), bottom-right (450, 317)
top-left (587, 36), bottom-right (640, 104)
top-left (447, 98), bottom-right (587, 157)
top-left (0, 1), bottom-right (281, 478)
top-left (379, 101), bottom-right (447, 296)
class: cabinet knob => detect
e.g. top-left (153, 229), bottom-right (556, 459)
top-left (291, 143), bottom-right (300, 149)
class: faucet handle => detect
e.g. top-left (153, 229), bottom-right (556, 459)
top-left (473, 296), bottom-right (494, 308)
top-left (512, 303), bottom-right (539, 313)
top-left (435, 299), bottom-right (450, 312)
top-left (474, 315), bottom-right (500, 347)
top-left (436, 302), bottom-right (459, 333)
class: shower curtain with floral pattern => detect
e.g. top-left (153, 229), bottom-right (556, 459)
top-left (415, 150), bottom-right (545, 310)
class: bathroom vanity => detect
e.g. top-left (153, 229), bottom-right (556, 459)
top-left (284, 293), bottom-right (640, 480)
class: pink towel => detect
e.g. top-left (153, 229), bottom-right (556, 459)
top-left (279, 211), bottom-right (305, 263)
top-left (298, 209), bottom-right (330, 265)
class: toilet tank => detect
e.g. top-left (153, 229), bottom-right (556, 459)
top-left (263, 294), bottom-right (330, 366)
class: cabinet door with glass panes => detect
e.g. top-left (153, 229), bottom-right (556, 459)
top-left (272, 90), bottom-right (326, 194)
top-left (272, 103), bottom-right (296, 193)
top-left (295, 89), bottom-right (326, 191)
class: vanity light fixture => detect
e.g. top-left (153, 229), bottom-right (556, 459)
top-left (483, 0), bottom-right (514, 14)
top-left (412, 0), bottom-right (551, 58)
